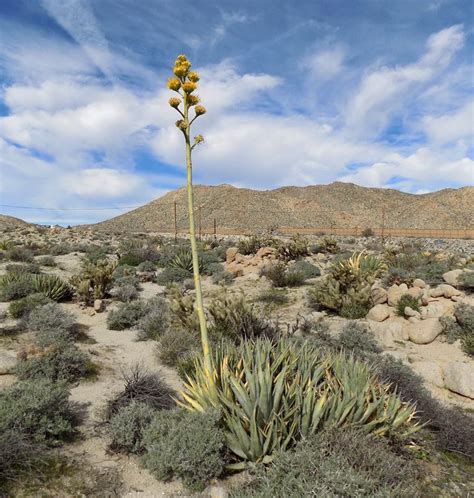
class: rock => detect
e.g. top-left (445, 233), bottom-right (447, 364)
top-left (404, 306), bottom-right (421, 319)
top-left (444, 362), bottom-right (474, 399)
top-left (225, 247), bottom-right (239, 264)
top-left (412, 278), bottom-right (426, 288)
top-left (408, 316), bottom-right (420, 324)
top-left (367, 304), bottom-right (390, 322)
top-left (442, 269), bottom-right (463, 286)
top-left (371, 287), bottom-right (388, 305)
top-left (408, 317), bottom-right (442, 344)
top-left (209, 486), bottom-right (228, 498)
top-left (411, 360), bottom-right (444, 388)
top-left (94, 299), bottom-right (104, 312)
top-left (420, 307), bottom-right (428, 319)
top-left (407, 287), bottom-right (423, 299)
top-left (438, 284), bottom-right (461, 299)
top-left (370, 320), bottom-right (409, 346)
top-left (430, 287), bottom-right (445, 298)
top-left (387, 285), bottom-right (403, 307)
top-left (425, 300), bottom-right (453, 318)
top-left (256, 246), bottom-right (277, 259)
top-left (399, 283), bottom-right (408, 292)
top-left (0, 352), bottom-right (17, 374)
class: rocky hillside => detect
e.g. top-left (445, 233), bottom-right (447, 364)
top-left (0, 214), bottom-right (32, 232)
top-left (91, 182), bottom-right (474, 233)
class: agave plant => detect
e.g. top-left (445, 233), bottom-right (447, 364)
top-left (179, 339), bottom-right (420, 468)
top-left (168, 248), bottom-right (205, 273)
top-left (31, 274), bottom-right (72, 301)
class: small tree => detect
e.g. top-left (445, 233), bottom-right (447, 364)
top-left (167, 55), bottom-right (212, 374)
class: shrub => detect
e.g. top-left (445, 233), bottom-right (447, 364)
top-left (292, 259), bottom-right (320, 278)
top-left (136, 297), bottom-right (169, 341)
top-left (208, 294), bottom-right (278, 343)
top-left (211, 269), bottom-right (235, 285)
top-left (441, 303), bottom-right (474, 356)
top-left (261, 262), bottom-right (306, 287)
top-left (31, 274), bottom-right (72, 301)
top-left (0, 273), bottom-right (35, 301)
top-left (180, 339), bottom-right (419, 467)
top-left (397, 293), bottom-right (421, 317)
top-left (312, 236), bottom-right (340, 254)
top-left (14, 344), bottom-right (88, 383)
top-left (107, 300), bottom-right (149, 330)
top-left (118, 240), bottom-right (159, 266)
top-left (26, 303), bottom-right (76, 335)
top-left (137, 260), bottom-right (156, 272)
top-left (237, 235), bottom-right (275, 255)
top-left (8, 293), bottom-right (51, 319)
top-left (142, 409), bottom-right (226, 491)
top-left (460, 271), bottom-right (474, 291)
top-left (156, 328), bottom-right (199, 368)
top-left (6, 246), bottom-right (34, 262)
top-left (231, 428), bottom-right (419, 498)
top-left (84, 245), bottom-right (108, 263)
top-left (155, 267), bottom-right (192, 285)
top-left (6, 262), bottom-right (41, 274)
top-left (110, 284), bottom-right (139, 302)
top-left (361, 227), bottom-right (375, 237)
top-left (109, 401), bottom-right (156, 454)
top-left (383, 266), bottom-right (415, 286)
top-left (70, 259), bottom-right (117, 304)
top-left (0, 379), bottom-right (74, 444)
top-left (168, 287), bottom-right (200, 332)
top-left (276, 235), bottom-right (309, 261)
top-left (105, 366), bottom-right (175, 420)
top-left (257, 288), bottom-right (289, 306)
top-left (37, 255), bottom-right (56, 267)
top-left (49, 243), bottom-right (73, 255)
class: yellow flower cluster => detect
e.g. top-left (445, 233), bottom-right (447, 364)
top-left (194, 134), bottom-right (204, 145)
top-left (182, 81), bottom-right (197, 94)
top-left (168, 97), bottom-right (181, 108)
top-left (175, 119), bottom-right (187, 131)
top-left (167, 78), bottom-right (181, 91)
top-left (173, 54), bottom-right (192, 78)
top-left (187, 95), bottom-right (200, 106)
top-left (194, 105), bottom-right (207, 116)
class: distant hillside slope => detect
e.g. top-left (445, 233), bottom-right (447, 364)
top-left (0, 214), bottom-right (32, 232)
top-left (90, 182), bottom-right (474, 233)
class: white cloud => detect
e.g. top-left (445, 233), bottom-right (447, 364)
top-left (345, 24), bottom-right (465, 137)
top-left (302, 46), bottom-right (346, 81)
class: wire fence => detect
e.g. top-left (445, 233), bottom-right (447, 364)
top-left (147, 202), bottom-right (474, 240)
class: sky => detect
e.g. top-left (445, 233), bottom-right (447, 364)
top-left (0, 0), bottom-right (473, 225)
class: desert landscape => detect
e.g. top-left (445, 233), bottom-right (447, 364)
top-left (0, 202), bottom-right (473, 496)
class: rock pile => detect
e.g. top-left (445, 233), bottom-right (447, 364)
top-left (224, 246), bottom-right (278, 277)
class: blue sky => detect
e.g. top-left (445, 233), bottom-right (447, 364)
top-left (0, 0), bottom-right (473, 225)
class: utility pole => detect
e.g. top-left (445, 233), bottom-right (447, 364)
top-left (174, 202), bottom-right (177, 242)
top-left (213, 218), bottom-right (217, 240)
top-left (381, 206), bottom-right (386, 245)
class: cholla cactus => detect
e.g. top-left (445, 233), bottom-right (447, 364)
top-left (167, 55), bottom-right (212, 374)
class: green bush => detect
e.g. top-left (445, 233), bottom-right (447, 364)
top-left (14, 344), bottom-right (88, 383)
top-left (109, 401), bottom-right (156, 454)
top-left (441, 303), bottom-right (474, 357)
top-left (0, 379), bottom-right (74, 444)
top-left (181, 339), bottom-right (419, 467)
top-left (31, 274), bottom-right (72, 301)
top-left (0, 273), bottom-right (36, 301)
top-left (257, 288), bottom-right (289, 306)
top-left (118, 253), bottom-right (143, 266)
top-left (8, 293), bottom-right (51, 319)
top-left (292, 259), bottom-right (320, 278)
top-left (110, 284), bottom-right (139, 302)
top-left (142, 409), bottom-right (226, 491)
top-left (155, 267), bottom-right (192, 285)
top-left (49, 243), bottom-right (73, 255)
top-left (383, 266), bottom-right (415, 286)
top-left (6, 246), bottom-right (34, 262)
top-left (84, 245), bottom-right (108, 263)
top-left (107, 300), bottom-right (149, 330)
top-left (460, 271), bottom-right (474, 291)
top-left (136, 297), bottom-right (169, 340)
top-left (105, 366), bottom-right (175, 420)
top-left (26, 303), bottom-right (77, 335)
top-left (311, 236), bottom-right (340, 254)
top-left (237, 235), bottom-right (275, 255)
top-left (261, 262), bottom-right (306, 287)
top-left (276, 235), bottom-right (309, 261)
top-left (6, 262), bottom-right (41, 274)
top-left (211, 269), bottom-right (235, 285)
top-left (37, 255), bottom-right (56, 267)
top-left (231, 428), bottom-right (419, 498)
top-left (137, 260), bottom-right (157, 272)
top-left (397, 294), bottom-right (421, 317)
top-left (156, 328), bottom-right (199, 368)
top-left (208, 294), bottom-right (278, 343)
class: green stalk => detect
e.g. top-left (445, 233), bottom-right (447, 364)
top-left (183, 95), bottom-right (213, 375)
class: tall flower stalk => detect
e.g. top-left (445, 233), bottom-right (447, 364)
top-left (167, 55), bottom-right (212, 374)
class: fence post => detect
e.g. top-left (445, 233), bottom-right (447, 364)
top-left (381, 206), bottom-right (386, 245)
top-left (213, 218), bottom-right (217, 240)
top-left (174, 202), bottom-right (177, 242)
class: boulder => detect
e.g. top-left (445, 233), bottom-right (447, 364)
top-left (256, 246), bottom-right (277, 259)
top-left (94, 299), bottom-right (104, 313)
top-left (442, 269), bottom-right (463, 286)
top-left (371, 287), bottom-right (388, 305)
top-left (404, 306), bottom-right (421, 319)
top-left (225, 262), bottom-right (244, 277)
top-left (408, 317), bottom-right (442, 344)
top-left (370, 320), bottom-right (409, 346)
top-left (430, 284), bottom-right (461, 299)
top-left (411, 360), bottom-right (444, 388)
top-left (0, 351), bottom-right (17, 374)
top-left (367, 304), bottom-right (390, 322)
top-left (412, 278), bottom-right (426, 288)
top-left (407, 287), bottom-right (423, 299)
top-left (225, 247), bottom-right (239, 264)
top-left (399, 283), bottom-right (409, 292)
top-left (387, 285), bottom-right (403, 307)
top-left (444, 362), bottom-right (474, 399)
top-left (425, 300), bottom-right (453, 318)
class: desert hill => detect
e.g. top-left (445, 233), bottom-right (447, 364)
top-left (91, 182), bottom-right (474, 233)
top-left (0, 214), bottom-right (32, 232)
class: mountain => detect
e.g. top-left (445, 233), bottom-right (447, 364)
top-left (0, 214), bottom-right (33, 232)
top-left (90, 182), bottom-right (474, 234)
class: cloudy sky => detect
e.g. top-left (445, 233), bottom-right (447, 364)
top-left (0, 0), bottom-right (473, 225)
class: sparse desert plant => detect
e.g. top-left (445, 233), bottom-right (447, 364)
top-left (136, 297), bottom-right (169, 340)
top-left (8, 293), bottom-right (51, 319)
top-left (292, 259), bottom-right (321, 279)
top-left (180, 339), bottom-right (420, 468)
top-left (207, 293), bottom-right (278, 343)
top-left (107, 300), bottom-right (149, 330)
top-left (257, 288), bottom-right (289, 306)
top-left (230, 427), bottom-right (419, 498)
top-left (84, 245), bottom-right (108, 263)
top-left (168, 247), bottom-right (206, 273)
top-left (137, 260), bottom-right (157, 272)
top-left (110, 284), bottom-right (139, 302)
top-left (155, 267), bottom-right (192, 285)
top-left (49, 242), bottom-right (73, 255)
top-left (0, 379), bottom-right (74, 444)
top-left (237, 235), bottom-right (275, 255)
top-left (312, 236), bottom-right (340, 254)
top-left (211, 269), bottom-right (235, 285)
top-left (383, 266), bottom-right (415, 286)
top-left (14, 343), bottom-right (88, 383)
top-left (276, 234), bottom-right (309, 261)
top-left (361, 227), bottom-right (375, 237)
top-left (441, 303), bottom-right (474, 356)
top-left (105, 365), bottom-right (175, 420)
top-left (31, 274), bottom-right (72, 301)
top-left (156, 328), bottom-right (199, 368)
top-left (37, 255), bottom-right (56, 267)
top-left (459, 271), bottom-right (474, 291)
top-left (0, 272), bottom-right (36, 301)
top-left (261, 261), bottom-right (306, 287)
top-left (396, 294), bottom-right (421, 317)
top-left (70, 259), bottom-right (117, 304)
top-left (142, 409), bottom-right (226, 491)
top-left (6, 246), bottom-right (34, 262)
top-left (26, 302), bottom-right (76, 335)
top-left (168, 286), bottom-right (200, 333)
top-left (6, 262), bottom-right (41, 274)
top-left (109, 401), bottom-right (157, 454)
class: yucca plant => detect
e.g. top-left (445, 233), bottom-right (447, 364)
top-left (179, 339), bottom-right (420, 468)
top-left (168, 248), bottom-right (206, 273)
top-left (167, 54), bottom-right (212, 374)
top-left (31, 274), bottom-right (72, 301)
